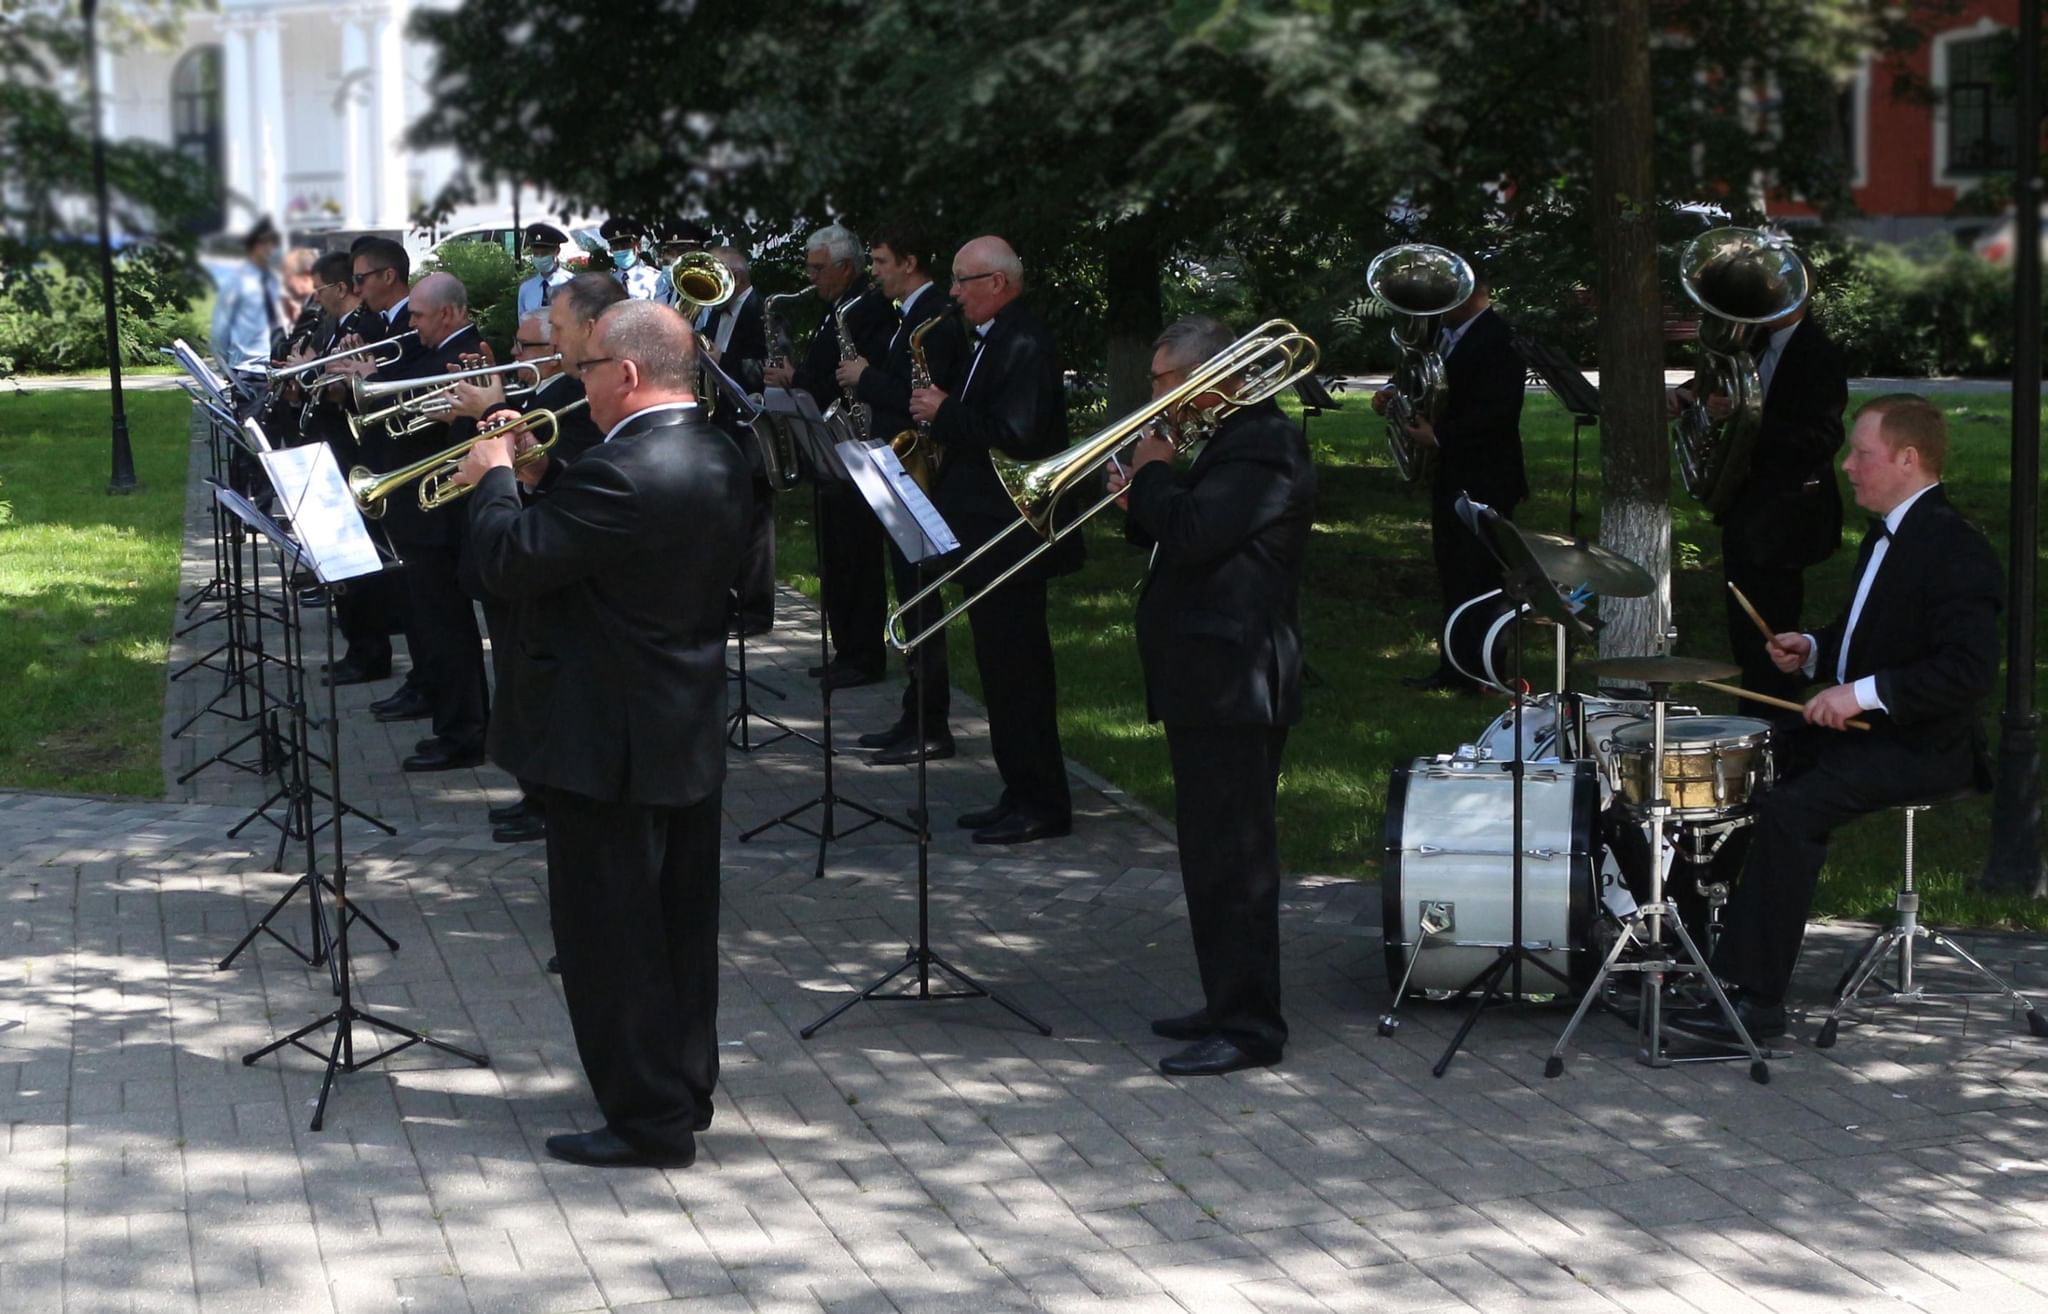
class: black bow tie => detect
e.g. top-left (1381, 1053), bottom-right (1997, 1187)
top-left (1867, 517), bottom-right (1891, 543)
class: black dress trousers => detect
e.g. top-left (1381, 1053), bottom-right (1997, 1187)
top-left (400, 544), bottom-right (488, 751)
top-left (891, 543), bottom-right (950, 727)
top-left (1711, 728), bottom-right (1976, 1004)
top-left (966, 576), bottom-right (1070, 824)
top-left (1722, 537), bottom-right (1809, 710)
top-left (1430, 489), bottom-right (1516, 679)
top-left (817, 484), bottom-right (887, 674)
top-left (544, 785), bottom-right (723, 1155)
top-left (734, 478), bottom-right (778, 631)
top-left (1165, 722), bottom-right (1290, 1059)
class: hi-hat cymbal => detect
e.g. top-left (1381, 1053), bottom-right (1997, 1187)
top-left (1585, 654), bottom-right (1742, 683)
top-left (1522, 533), bottom-right (1655, 598)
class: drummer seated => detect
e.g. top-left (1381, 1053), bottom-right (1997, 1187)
top-left (1670, 395), bottom-right (2000, 1045)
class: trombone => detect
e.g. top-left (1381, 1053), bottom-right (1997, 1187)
top-left (882, 318), bottom-right (1320, 654)
top-left (348, 398), bottom-right (586, 517)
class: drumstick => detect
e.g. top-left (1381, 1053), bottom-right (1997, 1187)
top-left (1726, 581), bottom-right (1775, 643)
top-left (1699, 678), bottom-right (1870, 731)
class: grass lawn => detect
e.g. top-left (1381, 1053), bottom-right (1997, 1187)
top-left (0, 389), bottom-right (193, 796)
top-left (779, 388), bottom-right (2048, 930)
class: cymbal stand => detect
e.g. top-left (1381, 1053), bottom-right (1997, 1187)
top-left (802, 556), bottom-right (1050, 1039)
top-left (1545, 684), bottom-right (1772, 1083)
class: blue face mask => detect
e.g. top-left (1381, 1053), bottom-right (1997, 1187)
top-left (611, 250), bottom-right (637, 271)
top-left (533, 253), bottom-right (556, 275)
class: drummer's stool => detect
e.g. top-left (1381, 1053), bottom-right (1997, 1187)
top-left (1816, 797), bottom-right (2048, 1047)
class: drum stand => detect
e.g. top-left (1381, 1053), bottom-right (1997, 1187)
top-left (1546, 686), bottom-right (1772, 1083)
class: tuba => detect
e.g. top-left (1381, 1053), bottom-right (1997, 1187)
top-left (1673, 227), bottom-right (1809, 516)
top-left (888, 314), bottom-right (945, 492)
top-left (1365, 243), bottom-right (1475, 485)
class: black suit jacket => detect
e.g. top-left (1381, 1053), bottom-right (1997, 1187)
top-left (1126, 399), bottom-right (1316, 726)
top-left (792, 279), bottom-right (895, 417)
top-left (1431, 307), bottom-right (1528, 507)
top-left (1720, 315), bottom-right (1848, 569)
top-left (927, 298), bottom-right (1084, 587)
top-left (1808, 484), bottom-right (2001, 761)
top-left (703, 288), bottom-right (768, 453)
top-left (465, 405), bottom-right (750, 807)
top-left (853, 285), bottom-right (968, 445)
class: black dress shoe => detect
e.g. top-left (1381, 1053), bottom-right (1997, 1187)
top-left (973, 813), bottom-right (1070, 845)
top-left (1401, 670), bottom-right (1457, 691)
top-left (544, 1128), bottom-right (695, 1169)
top-left (546, 955), bottom-right (561, 974)
top-left (1159, 1037), bottom-right (1278, 1077)
top-left (1151, 1009), bottom-right (1215, 1042)
top-left (871, 735), bottom-right (955, 766)
top-left (493, 812), bottom-right (547, 843)
top-left (323, 658), bottom-right (391, 687)
top-left (1666, 995), bottom-right (1787, 1045)
top-left (403, 743), bottom-right (485, 772)
top-left (488, 798), bottom-right (530, 825)
top-left (820, 660), bottom-right (886, 690)
top-left (372, 689), bottom-right (434, 723)
top-left (857, 722), bottom-right (913, 750)
top-left (957, 801), bottom-right (1013, 830)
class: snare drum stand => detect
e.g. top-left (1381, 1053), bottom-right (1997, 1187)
top-left (1545, 686), bottom-right (1772, 1083)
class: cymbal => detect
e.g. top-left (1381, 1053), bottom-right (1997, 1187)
top-left (1522, 533), bottom-right (1655, 598)
top-left (1585, 654), bottom-right (1742, 683)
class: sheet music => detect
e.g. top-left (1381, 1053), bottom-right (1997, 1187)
top-left (214, 486), bottom-right (308, 577)
top-left (257, 444), bottom-right (385, 583)
top-left (862, 445), bottom-right (959, 558)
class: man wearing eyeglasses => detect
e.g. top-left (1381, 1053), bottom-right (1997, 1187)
top-left (452, 301), bottom-right (749, 1170)
top-left (761, 222), bottom-right (896, 688)
top-left (906, 234), bottom-right (1084, 845)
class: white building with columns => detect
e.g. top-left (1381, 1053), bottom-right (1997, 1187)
top-left (98, 0), bottom-right (525, 246)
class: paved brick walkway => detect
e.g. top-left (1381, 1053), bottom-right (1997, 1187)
top-left (5, 407), bottom-right (2048, 1313)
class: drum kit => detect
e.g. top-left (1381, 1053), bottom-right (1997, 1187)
top-left (1381, 503), bottom-right (1780, 1084)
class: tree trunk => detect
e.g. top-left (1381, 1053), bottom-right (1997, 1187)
top-left (1103, 219), bottom-right (1162, 419)
top-left (1588, 0), bottom-right (1671, 659)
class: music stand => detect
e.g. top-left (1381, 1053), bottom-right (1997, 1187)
top-left (739, 396), bottom-right (915, 874)
top-left (229, 446), bottom-right (484, 1129)
top-left (1513, 332), bottom-right (1600, 543)
top-left (802, 445), bottom-right (1050, 1039)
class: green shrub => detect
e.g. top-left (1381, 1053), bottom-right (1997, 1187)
top-left (1799, 234), bottom-right (2025, 378)
top-left (417, 240), bottom-right (525, 361)
top-left (0, 245), bottom-right (208, 374)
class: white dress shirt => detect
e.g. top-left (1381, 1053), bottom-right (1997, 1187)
top-left (1756, 318), bottom-right (1799, 400)
top-left (1436, 312), bottom-right (1480, 358)
top-left (960, 321), bottom-right (994, 398)
top-left (1802, 481), bottom-right (1941, 712)
top-left (601, 401), bottom-right (697, 444)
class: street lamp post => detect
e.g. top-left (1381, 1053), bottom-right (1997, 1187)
top-left (1984, 0), bottom-right (2043, 896)
top-left (84, 0), bottom-right (138, 494)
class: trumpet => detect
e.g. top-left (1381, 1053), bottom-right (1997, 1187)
top-left (347, 399), bottom-right (586, 517)
top-left (263, 330), bottom-right (418, 385)
top-left (883, 318), bottom-right (1320, 653)
top-left (347, 357), bottom-right (557, 441)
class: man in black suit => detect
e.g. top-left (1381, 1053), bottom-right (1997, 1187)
top-left (763, 223), bottom-right (895, 687)
top-left (1106, 316), bottom-right (1315, 1076)
top-left (909, 235), bottom-right (1083, 844)
top-left (699, 245), bottom-right (777, 635)
top-left (1376, 270), bottom-right (1528, 692)
top-left (838, 220), bottom-right (969, 764)
top-left (445, 308), bottom-right (605, 843)
top-left (343, 271), bottom-right (492, 770)
top-left (453, 299), bottom-right (748, 1169)
top-left (1668, 295), bottom-right (1848, 707)
top-left (1671, 396), bottom-right (2001, 1043)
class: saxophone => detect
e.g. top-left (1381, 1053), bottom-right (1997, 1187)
top-left (829, 297), bottom-right (873, 442)
top-left (889, 315), bottom-right (944, 492)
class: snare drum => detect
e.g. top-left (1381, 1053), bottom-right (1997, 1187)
top-left (1382, 758), bottom-right (1601, 996)
top-left (1611, 715), bottom-right (1774, 819)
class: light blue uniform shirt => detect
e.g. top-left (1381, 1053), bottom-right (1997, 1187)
top-left (210, 261), bottom-right (282, 370)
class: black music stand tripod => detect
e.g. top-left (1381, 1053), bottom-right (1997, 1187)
top-left (739, 409), bottom-right (913, 876)
top-left (802, 487), bottom-right (1048, 1039)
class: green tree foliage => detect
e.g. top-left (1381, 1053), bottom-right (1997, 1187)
top-left (409, 0), bottom-right (1939, 400)
top-left (418, 239), bottom-right (525, 361)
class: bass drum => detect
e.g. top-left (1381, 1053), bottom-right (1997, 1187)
top-left (1382, 758), bottom-right (1602, 998)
